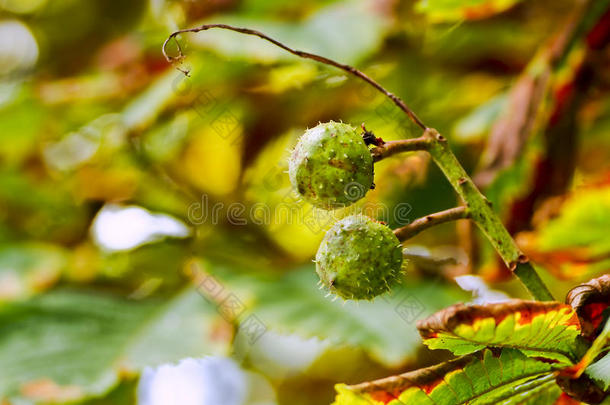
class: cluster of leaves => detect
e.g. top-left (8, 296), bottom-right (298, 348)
top-left (335, 275), bottom-right (610, 404)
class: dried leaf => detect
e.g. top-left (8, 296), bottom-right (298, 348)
top-left (334, 348), bottom-right (561, 405)
top-left (417, 300), bottom-right (581, 365)
top-left (566, 274), bottom-right (610, 340)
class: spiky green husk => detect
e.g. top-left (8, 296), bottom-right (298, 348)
top-left (289, 121), bottom-right (373, 209)
top-left (316, 215), bottom-right (403, 300)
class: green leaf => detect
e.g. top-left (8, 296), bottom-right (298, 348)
top-left (586, 352), bottom-right (610, 391)
top-left (415, 0), bottom-right (525, 23)
top-left (417, 300), bottom-right (581, 365)
top-left (0, 288), bottom-right (224, 403)
top-left (196, 261), bottom-right (468, 367)
top-left (334, 348), bottom-right (561, 405)
top-left (538, 187), bottom-right (610, 256)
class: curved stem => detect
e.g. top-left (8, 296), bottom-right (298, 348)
top-left (371, 137), bottom-right (430, 162)
top-left (394, 206), bottom-right (469, 242)
top-left (162, 24), bottom-right (427, 130)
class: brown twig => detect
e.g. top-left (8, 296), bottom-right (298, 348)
top-left (393, 206), bottom-right (470, 242)
top-left (162, 23), bottom-right (427, 131)
top-left (371, 137), bottom-right (430, 162)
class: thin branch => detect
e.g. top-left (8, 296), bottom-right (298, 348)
top-left (371, 137), bottom-right (430, 162)
top-left (162, 23), bottom-right (427, 131)
top-left (394, 206), bottom-right (469, 242)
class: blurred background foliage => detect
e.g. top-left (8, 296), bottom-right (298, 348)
top-left (0, 0), bottom-right (610, 403)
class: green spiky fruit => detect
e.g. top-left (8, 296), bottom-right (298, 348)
top-left (289, 121), bottom-right (373, 209)
top-left (315, 215), bottom-right (403, 300)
